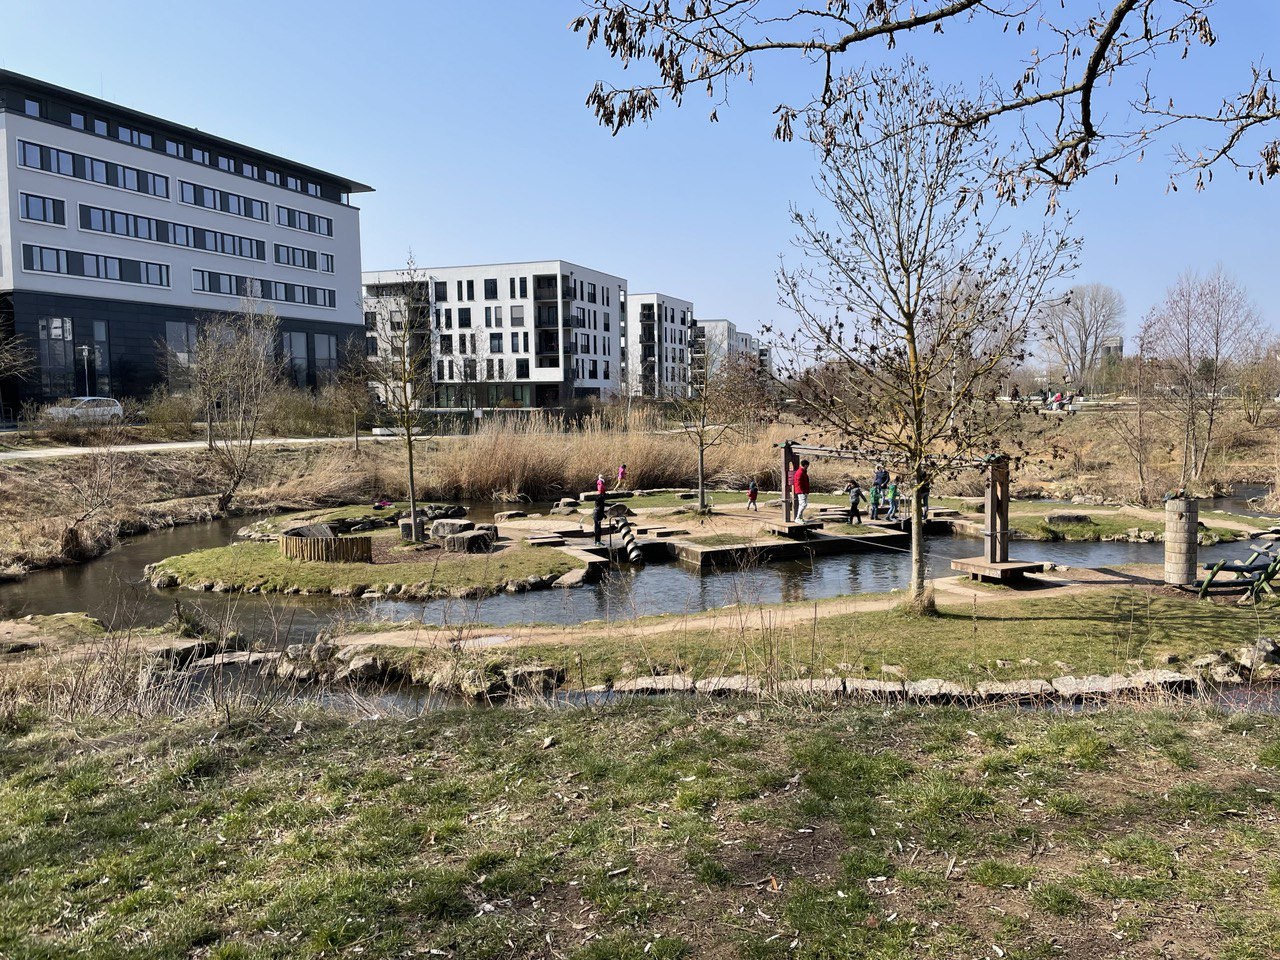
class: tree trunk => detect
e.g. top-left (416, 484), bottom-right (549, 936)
top-left (908, 482), bottom-right (926, 600)
top-left (697, 443), bottom-right (706, 511)
top-left (405, 423), bottom-right (419, 543)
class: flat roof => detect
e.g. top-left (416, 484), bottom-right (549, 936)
top-left (0, 69), bottom-right (373, 194)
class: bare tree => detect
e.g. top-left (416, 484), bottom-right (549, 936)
top-left (363, 255), bottom-right (436, 540)
top-left (190, 299), bottom-right (283, 514)
top-left (1142, 266), bottom-right (1260, 482)
top-left (773, 66), bottom-right (1076, 604)
top-left (1104, 332), bottom-right (1158, 503)
top-left (0, 332), bottom-right (34, 383)
top-left (574, 2), bottom-right (1280, 191)
top-left (1236, 338), bottom-right (1280, 427)
top-left (669, 353), bottom-right (755, 511)
top-left (1041, 284), bottom-right (1125, 393)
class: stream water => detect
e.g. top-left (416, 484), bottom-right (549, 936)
top-left (0, 491), bottom-right (1273, 645)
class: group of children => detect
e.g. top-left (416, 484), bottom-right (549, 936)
top-left (842, 467), bottom-right (929, 524)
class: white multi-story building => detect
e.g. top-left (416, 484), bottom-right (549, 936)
top-left (620, 292), bottom-right (692, 398)
top-left (363, 260), bottom-right (626, 408)
top-left (0, 70), bottom-right (370, 410)
top-left (692, 318), bottom-right (773, 380)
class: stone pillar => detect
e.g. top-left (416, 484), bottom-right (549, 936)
top-left (1164, 499), bottom-right (1199, 586)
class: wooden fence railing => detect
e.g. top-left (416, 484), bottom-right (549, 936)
top-left (278, 535), bottom-right (373, 563)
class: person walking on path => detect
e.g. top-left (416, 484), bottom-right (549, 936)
top-left (793, 459), bottom-right (811, 521)
top-left (747, 478), bottom-right (759, 511)
top-left (617, 463), bottom-right (627, 490)
top-left (593, 491), bottom-right (608, 546)
top-left (869, 483), bottom-right (882, 521)
top-left (885, 477), bottom-right (900, 521)
top-left (843, 479), bottom-right (864, 525)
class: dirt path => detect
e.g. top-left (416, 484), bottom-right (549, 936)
top-left (331, 565), bottom-right (1162, 653)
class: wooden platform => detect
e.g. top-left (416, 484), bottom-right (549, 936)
top-left (765, 520), bottom-right (825, 538)
top-left (950, 557), bottom-right (1047, 583)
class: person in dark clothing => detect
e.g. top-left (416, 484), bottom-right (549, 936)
top-left (843, 479), bottom-right (865, 525)
top-left (593, 494), bottom-right (607, 546)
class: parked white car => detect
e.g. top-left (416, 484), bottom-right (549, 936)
top-left (43, 397), bottom-right (124, 423)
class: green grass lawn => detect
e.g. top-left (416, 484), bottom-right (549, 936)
top-left (2, 701), bottom-right (1277, 958)
top-left (396, 588), bottom-right (1280, 689)
top-left (153, 539), bottom-right (578, 596)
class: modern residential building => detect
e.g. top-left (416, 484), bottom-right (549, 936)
top-left (0, 70), bottom-right (370, 411)
top-left (620, 292), bottom-right (692, 398)
top-left (691, 318), bottom-right (773, 381)
top-left (363, 260), bottom-right (626, 408)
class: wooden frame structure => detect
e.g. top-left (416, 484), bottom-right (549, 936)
top-left (776, 442), bottom-right (1043, 583)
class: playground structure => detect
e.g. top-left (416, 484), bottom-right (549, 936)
top-left (777, 441), bottom-right (1044, 584)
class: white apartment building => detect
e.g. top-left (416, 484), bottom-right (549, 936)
top-left (0, 71), bottom-right (369, 409)
top-left (620, 292), bottom-right (693, 398)
top-left (363, 260), bottom-right (626, 408)
top-left (692, 318), bottom-right (773, 380)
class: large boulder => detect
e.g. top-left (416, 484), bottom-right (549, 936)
top-left (282, 523), bottom-right (335, 539)
top-left (494, 510), bottom-right (527, 522)
top-left (431, 518), bottom-right (475, 538)
top-left (444, 530), bottom-right (493, 553)
top-left (1045, 512), bottom-right (1092, 525)
top-left (504, 664), bottom-right (565, 695)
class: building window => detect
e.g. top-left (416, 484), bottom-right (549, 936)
top-left (22, 244), bottom-right (170, 287)
top-left (434, 281), bottom-right (448, 303)
top-left (18, 140), bottom-right (168, 197)
top-left (165, 139), bottom-right (185, 158)
top-left (81, 204), bottom-right (264, 261)
top-left (266, 170), bottom-right (281, 186)
top-left (466, 280), bottom-right (475, 301)
top-left (315, 334), bottom-right (337, 381)
top-left (217, 155), bottom-right (235, 173)
top-left (190, 147), bottom-right (210, 165)
top-left (93, 118), bottom-right (108, 136)
top-left (486, 358), bottom-right (495, 380)
top-left (166, 320), bottom-right (198, 368)
top-left (117, 125), bottom-right (153, 149)
top-left (319, 253), bottom-right (334, 273)
top-left (510, 305), bottom-right (525, 326)
top-left (458, 308), bottom-right (472, 328)
top-left (24, 98), bottom-right (42, 117)
top-left (510, 332), bottom-right (519, 352)
top-left (281, 331), bottom-right (308, 387)
top-left (36, 316), bottom-right (75, 398)
top-left (19, 193), bottom-right (65, 225)
top-left (70, 111), bottom-right (85, 130)
top-left (275, 204), bottom-right (332, 235)
top-left (484, 278), bottom-right (498, 300)
top-left (519, 277), bottom-right (528, 298)
top-left (241, 162), bottom-right (259, 180)
top-left (439, 335), bottom-right (453, 355)
top-left (586, 282), bottom-right (597, 304)
top-left (516, 358), bottom-right (530, 379)
top-left (181, 181), bottom-right (267, 221)
top-left (489, 333), bottom-right (503, 353)
top-left (456, 280), bottom-right (463, 301)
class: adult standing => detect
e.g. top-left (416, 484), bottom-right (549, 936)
top-left (593, 490), bottom-right (607, 546)
top-left (873, 463), bottom-right (889, 493)
top-left (793, 459), bottom-right (811, 522)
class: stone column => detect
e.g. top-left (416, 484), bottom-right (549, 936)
top-left (1164, 499), bottom-right (1199, 586)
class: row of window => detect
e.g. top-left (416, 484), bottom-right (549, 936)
top-left (431, 276), bottom-right (615, 306)
top-left (23, 244), bottom-right (169, 287)
top-left (439, 331), bottom-right (534, 356)
top-left (19, 140), bottom-right (168, 197)
top-left (20, 191), bottom-right (336, 272)
top-left (20, 140), bottom-right (339, 238)
top-left (79, 202), bottom-right (266, 261)
top-left (178, 180), bottom-right (268, 222)
top-left (192, 270), bottom-right (336, 308)
top-left (274, 244), bottom-right (334, 273)
top-left (434, 304), bottom-right (529, 330)
top-left (574, 359), bottom-right (611, 380)
top-left (22, 96), bottom-right (334, 201)
top-left (435, 358), bottom-right (533, 382)
top-left (277, 205), bottom-right (333, 237)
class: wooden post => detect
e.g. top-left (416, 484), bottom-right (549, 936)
top-left (984, 458), bottom-right (1010, 564)
top-left (781, 441), bottom-right (793, 522)
top-left (353, 409), bottom-right (360, 452)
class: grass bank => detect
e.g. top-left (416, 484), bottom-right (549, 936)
top-left (150, 537), bottom-right (580, 599)
top-left (372, 587), bottom-right (1280, 689)
top-left (2, 701), bottom-right (1278, 958)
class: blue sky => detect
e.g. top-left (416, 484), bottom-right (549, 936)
top-left (4, 1), bottom-right (1277, 338)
